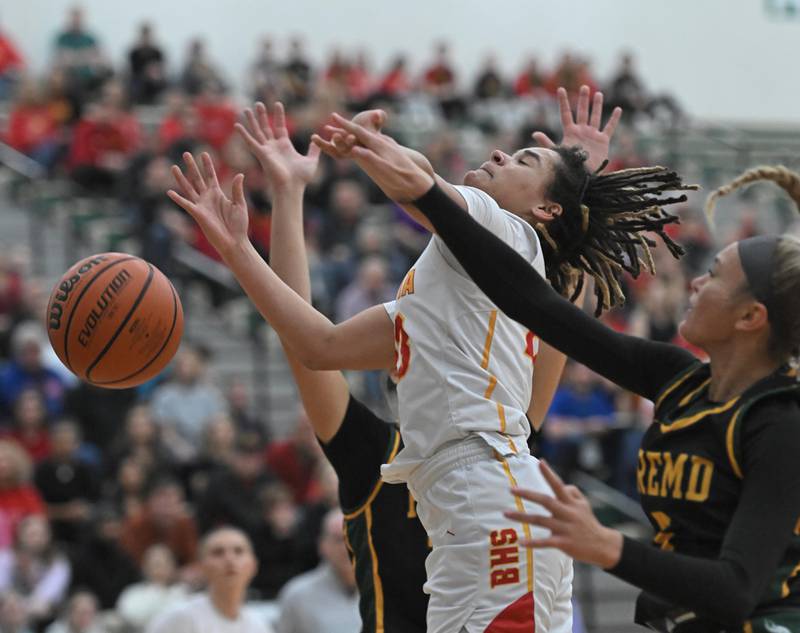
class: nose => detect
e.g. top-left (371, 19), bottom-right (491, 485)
top-left (689, 273), bottom-right (706, 294)
top-left (491, 150), bottom-right (507, 165)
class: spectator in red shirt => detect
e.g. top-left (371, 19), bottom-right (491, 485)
top-left (69, 81), bottom-right (141, 193)
top-left (421, 41), bottom-right (464, 121)
top-left (5, 79), bottom-right (62, 170)
top-left (376, 55), bottom-right (410, 101)
top-left (264, 411), bottom-right (324, 504)
top-left (513, 56), bottom-right (547, 98)
top-left (0, 25), bottom-right (24, 100)
top-left (2, 389), bottom-right (51, 464)
top-left (0, 439), bottom-right (45, 549)
top-left (345, 51), bottom-right (373, 109)
top-left (158, 91), bottom-right (200, 154)
top-left (194, 83), bottom-right (237, 151)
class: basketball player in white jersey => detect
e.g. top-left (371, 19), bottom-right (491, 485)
top-left (167, 88), bottom-right (652, 632)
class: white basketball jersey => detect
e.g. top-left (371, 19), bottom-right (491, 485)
top-left (382, 185), bottom-right (546, 484)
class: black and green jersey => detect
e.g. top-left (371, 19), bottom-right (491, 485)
top-left (321, 396), bottom-right (429, 633)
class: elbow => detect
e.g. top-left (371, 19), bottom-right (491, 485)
top-left (294, 336), bottom-right (338, 371)
top-left (707, 582), bottom-right (759, 625)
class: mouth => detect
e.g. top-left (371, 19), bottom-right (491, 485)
top-left (478, 162), bottom-right (494, 178)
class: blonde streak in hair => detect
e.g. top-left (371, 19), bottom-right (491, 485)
top-left (637, 235), bottom-right (656, 275)
top-left (595, 252), bottom-right (627, 304)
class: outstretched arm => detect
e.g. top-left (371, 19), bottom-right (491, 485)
top-left (235, 102), bottom-right (349, 442)
top-left (167, 151), bottom-right (394, 372)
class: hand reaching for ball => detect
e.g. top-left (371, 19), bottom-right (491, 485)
top-left (168, 152), bottom-right (250, 261)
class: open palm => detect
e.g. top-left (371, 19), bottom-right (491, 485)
top-left (235, 101), bottom-right (319, 190)
top-left (167, 152), bottom-right (249, 260)
top-left (533, 86), bottom-right (622, 173)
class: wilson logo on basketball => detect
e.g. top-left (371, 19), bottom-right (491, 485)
top-left (77, 269), bottom-right (133, 347)
top-left (48, 256), bottom-right (108, 330)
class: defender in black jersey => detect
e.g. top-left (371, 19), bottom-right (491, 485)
top-left (402, 174), bottom-right (800, 632)
top-left (168, 103), bottom-right (430, 633)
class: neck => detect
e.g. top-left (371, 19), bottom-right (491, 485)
top-left (209, 585), bottom-right (245, 620)
top-left (707, 342), bottom-right (781, 402)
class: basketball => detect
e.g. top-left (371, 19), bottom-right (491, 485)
top-left (46, 252), bottom-right (184, 389)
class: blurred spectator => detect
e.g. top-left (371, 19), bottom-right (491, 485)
top-left (120, 476), bottom-right (198, 572)
top-left (116, 545), bottom-right (189, 632)
top-left (194, 83), bottom-right (237, 150)
top-left (264, 412), bottom-right (322, 505)
top-left (196, 434), bottom-right (272, 536)
top-left (318, 178), bottom-right (368, 257)
top-left (335, 256), bottom-right (396, 322)
top-left (0, 22), bottom-right (23, 100)
top-left (105, 457), bottom-right (149, 520)
top-left (540, 361), bottom-right (618, 479)
top-left (150, 344), bottom-right (227, 463)
top-left (547, 52), bottom-right (597, 98)
top-left (0, 515), bottom-right (71, 625)
top-left (421, 42), bottom-right (463, 121)
top-left (43, 591), bottom-right (102, 633)
top-left (4, 80), bottom-right (62, 171)
top-left (147, 527), bottom-right (273, 633)
top-left (157, 92), bottom-right (199, 154)
top-left (180, 38), bottom-right (225, 97)
top-left (0, 256), bottom-right (24, 356)
top-left (249, 37), bottom-right (282, 103)
top-left (182, 413), bottom-right (237, 500)
top-left (0, 440), bottom-right (44, 549)
top-left (67, 505), bottom-right (140, 609)
top-left (251, 483), bottom-right (312, 600)
top-left (128, 23), bottom-right (167, 105)
top-left (226, 379), bottom-right (268, 448)
top-left (52, 6), bottom-right (109, 99)
top-left (63, 382), bottom-right (137, 455)
top-left (107, 405), bottom-right (173, 477)
top-left (345, 51), bottom-right (373, 108)
top-left (376, 55), bottom-right (411, 101)
top-left (2, 389), bottom-right (52, 463)
top-left (275, 509), bottom-right (358, 633)
top-left (513, 55), bottom-right (547, 97)
top-left (607, 51), bottom-right (682, 127)
top-left (473, 54), bottom-right (506, 101)
top-left (69, 81), bottom-right (142, 194)
top-left (283, 37), bottom-right (313, 106)
top-left (0, 322), bottom-right (67, 420)
top-left (34, 420), bottom-right (100, 543)
top-left (0, 591), bottom-right (33, 633)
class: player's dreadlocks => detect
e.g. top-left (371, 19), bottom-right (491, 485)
top-left (536, 145), bottom-right (698, 315)
top-left (704, 165), bottom-right (800, 224)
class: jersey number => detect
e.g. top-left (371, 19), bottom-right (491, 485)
top-left (525, 331), bottom-right (538, 363)
top-left (394, 314), bottom-right (411, 379)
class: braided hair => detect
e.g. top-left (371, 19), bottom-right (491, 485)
top-left (705, 165), bottom-right (800, 224)
top-left (538, 146), bottom-right (698, 315)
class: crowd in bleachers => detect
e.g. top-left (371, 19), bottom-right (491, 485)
top-left (0, 5), bottom-right (784, 632)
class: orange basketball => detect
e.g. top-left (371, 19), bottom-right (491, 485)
top-left (46, 253), bottom-right (184, 389)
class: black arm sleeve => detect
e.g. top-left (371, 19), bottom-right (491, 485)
top-left (320, 395), bottom-right (396, 512)
top-left (413, 184), bottom-right (696, 401)
top-left (608, 398), bottom-right (800, 625)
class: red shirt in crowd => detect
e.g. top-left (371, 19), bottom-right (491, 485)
top-left (264, 441), bottom-right (320, 504)
top-left (69, 113), bottom-right (141, 168)
top-left (2, 430), bottom-right (52, 463)
top-left (0, 484), bottom-right (45, 548)
top-left (120, 511), bottom-right (198, 566)
top-left (0, 32), bottom-right (23, 76)
top-left (194, 99), bottom-right (236, 150)
top-left (5, 105), bottom-right (58, 153)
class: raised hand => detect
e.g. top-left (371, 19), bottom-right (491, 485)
top-left (234, 101), bottom-right (320, 191)
top-left (533, 85), bottom-right (622, 172)
top-left (503, 460), bottom-right (623, 569)
top-left (312, 113), bottom-right (433, 203)
top-left (313, 109), bottom-right (387, 160)
top-left (167, 152), bottom-right (249, 260)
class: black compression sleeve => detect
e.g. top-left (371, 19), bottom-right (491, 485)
top-left (320, 395), bottom-right (395, 512)
top-left (413, 184), bottom-right (696, 400)
top-left (608, 398), bottom-right (800, 625)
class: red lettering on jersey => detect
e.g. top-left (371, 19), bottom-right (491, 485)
top-left (490, 528), bottom-right (518, 547)
top-left (491, 568), bottom-right (520, 588)
top-left (396, 269), bottom-right (416, 299)
top-left (393, 314), bottom-right (411, 379)
top-left (490, 546), bottom-right (519, 568)
top-left (524, 331), bottom-right (538, 363)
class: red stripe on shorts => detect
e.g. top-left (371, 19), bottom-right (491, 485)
top-left (484, 591), bottom-right (534, 632)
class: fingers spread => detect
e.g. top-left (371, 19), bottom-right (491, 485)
top-left (539, 460), bottom-right (570, 503)
top-left (183, 152), bottom-right (206, 193)
top-left (590, 90), bottom-right (604, 129)
top-left (200, 152), bottom-right (220, 189)
top-left (167, 190), bottom-right (197, 214)
top-left (576, 85), bottom-right (590, 125)
top-left (532, 131), bottom-right (555, 148)
top-left (331, 113), bottom-right (382, 150)
top-left (272, 102), bottom-right (288, 138)
top-left (232, 173), bottom-right (246, 207)
top-left (602, 106), bottom-right (623, 139)
top-left (171, 165), bottom-right (197, 200)
top-left (557, 87), bottom-right (574, 129)
top-left (245, 108), bottom-right (269, 143)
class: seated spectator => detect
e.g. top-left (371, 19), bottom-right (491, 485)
top-left (120, 476), bottom-right (198, 573)
top-left (194, 83), bottom-right (237, 151)
top-left (275, 509), bottom-right (358, 633)
top-left (196, 434), bottom-right (272, 535)
top-left (107, 404), bottom-right (174, 475)
top-left (264, 412), bottom-right (322, 505)
top-left (128, 22), bottom-right (167, 105)
top-left (0, 22), bottom-right (24, 100)
top-left (0, 591), bottom-right (33, 633)
top-left (0, 255), bottom-right (24, 357)
top-left (67, 505), bottom-right (140, 609)
top-left (318, 178), bottom-right (368, 262)
top-left (150, 344), bottom-right (227, 463)
top-left (63, 381), bottom-right (137, 455)
top-left (376, 55), bottom-right (410, 101)
top-left (34, 420), bottom-right (100, 543)
top-left (473, 53), bottom-right (506, 101)
top-left (182, 413), bottom-right (237, 501)
top-left (335, 256), bottom-right (396, 322)
top-left (421, 41), bottom-right (464, 121)
top-left (225, 378), bottom-right (268, 448)
top-left (0, 515), bottom-right (71, 626)
top-left (540, 361), bottom-right (618, 480)
top-left (43, 591), bottom-right (102, 633)
top-left (180, 38), bottom-right (225, 97)
top-left (0, 440), bottom-right (44, 548)
top-left (116, 545), bottom-right (189, 632)
top-left (147, 527), bottom-right (273, 633)
top-left (283, 37), bottom-right (313, 106)
top-left (513, 56), bottom-right (547, 97)
top-left (0, 322), bottom-right (67, 420)
top-left (52, 6), bottom-right (109, 99)
top-left (249, 37), bottom-right (282, 104)
top-left (2, 389), bottom-right (51, 464)
top-left (68, 81), bottom-right (141, 194)
top-left (345, 51), bottom-right (373, 108)
top-left (157, 91), bottom-right (200, 154)
top-left (106, 456), bottom-right (150, 520)
top-left (4, 79), bottom-right (62, 170)
top-left (251, 482), bottom-right (312, 599)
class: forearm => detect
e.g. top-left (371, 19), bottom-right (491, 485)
top-left (268, 185), bottom-right (349, 441)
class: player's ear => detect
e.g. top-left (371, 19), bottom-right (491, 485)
top-left (530, 202), bottom-right (562, 223)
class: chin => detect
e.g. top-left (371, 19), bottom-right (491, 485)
top-left (463, 170), bottom-right (486, 189)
